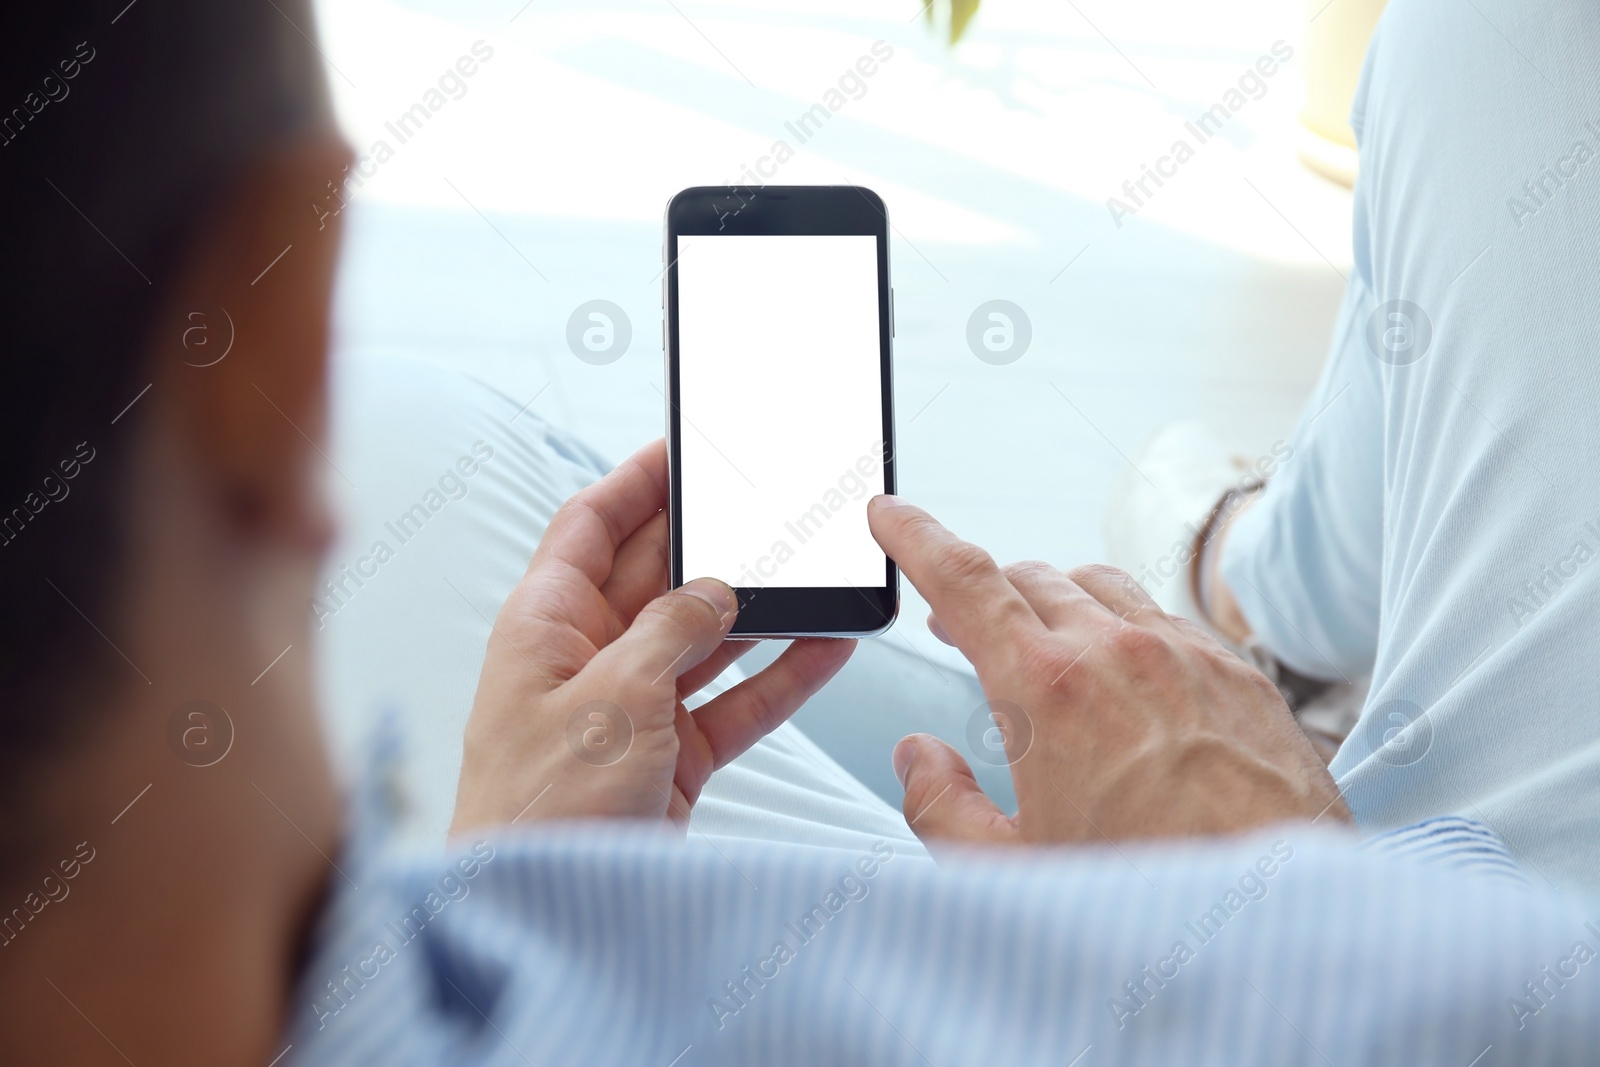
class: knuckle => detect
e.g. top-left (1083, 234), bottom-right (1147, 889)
top-left (1004, 559), bottom-right (1059, 583)
top-left (549, 494), bottom-right (591, 533)
top-left (740, 679), bottom-right (783, 736)
top-left (1104, 621), bottom-right (1171, 663)
top-left (1166, 615), bottom-right (1214, 645)
top-left (641, 589), bottom-right (718, 632)
top-left (932, 539), bottom-right (998, 584)
top-left (1067, 562), bottom-right (1132, 587)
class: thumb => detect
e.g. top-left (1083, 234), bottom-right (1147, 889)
top-left (893, 734), bottom-right (1019, 853)
top-left (589, 578), bottom-right (738, 697)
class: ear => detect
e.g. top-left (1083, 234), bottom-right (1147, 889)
top-left (153, 136), bottom-right (354, 547)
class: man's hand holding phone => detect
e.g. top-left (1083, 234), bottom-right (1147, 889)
top-left (449, 439), bottom-right (854, 836)
top-left (867, 495), bottom-right (1351, 855)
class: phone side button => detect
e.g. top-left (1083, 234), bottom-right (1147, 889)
top-left (890, 287), bottom-right (896, 338)
top-left (661, 319), bottom-right (665, 351)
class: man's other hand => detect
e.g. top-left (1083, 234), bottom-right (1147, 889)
top-left (868, 495), bottom-right (1350, 856)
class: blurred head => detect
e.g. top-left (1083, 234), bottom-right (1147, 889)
top-left (1, 4), bottom-right (352, 889)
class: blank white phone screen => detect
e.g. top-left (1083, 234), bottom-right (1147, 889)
top-left (676, 233), bottom-right (886, 589)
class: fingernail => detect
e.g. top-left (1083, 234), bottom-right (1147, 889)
top-left (872, 494), bottom-right (913, 509)
top-left (680, 578), bottom-right (737, 620)
top-left (892, 736), bottom-right (918, 787)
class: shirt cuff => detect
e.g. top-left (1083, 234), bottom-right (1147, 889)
top-left (1359, 815), bottom-right (1528, 887)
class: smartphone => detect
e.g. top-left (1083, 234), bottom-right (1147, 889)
top-left (664, 185), bottom-right (898, 637)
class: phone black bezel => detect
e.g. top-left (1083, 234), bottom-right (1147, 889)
top-left (664, 185), bottom-right (898, 637)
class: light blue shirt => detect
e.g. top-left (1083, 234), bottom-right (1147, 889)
top-left (285, 810), bottom-right (1600, 1065)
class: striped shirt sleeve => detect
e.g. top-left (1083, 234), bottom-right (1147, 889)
top-left (1362, 814), bottom-right (1530, 885)
top-left (287, 816), bottom-right (1600, 1066)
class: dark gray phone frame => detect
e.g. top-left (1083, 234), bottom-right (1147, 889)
top-left (663, 185), bottom-right (898, 637)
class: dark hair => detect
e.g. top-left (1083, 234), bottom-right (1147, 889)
top-left (0, 3), bottom-right (329, 830)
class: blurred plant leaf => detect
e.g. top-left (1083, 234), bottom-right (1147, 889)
top-left (921, 0), bottom-right (983, 44)
top-left (949, 0), bottom-right (981, 43)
